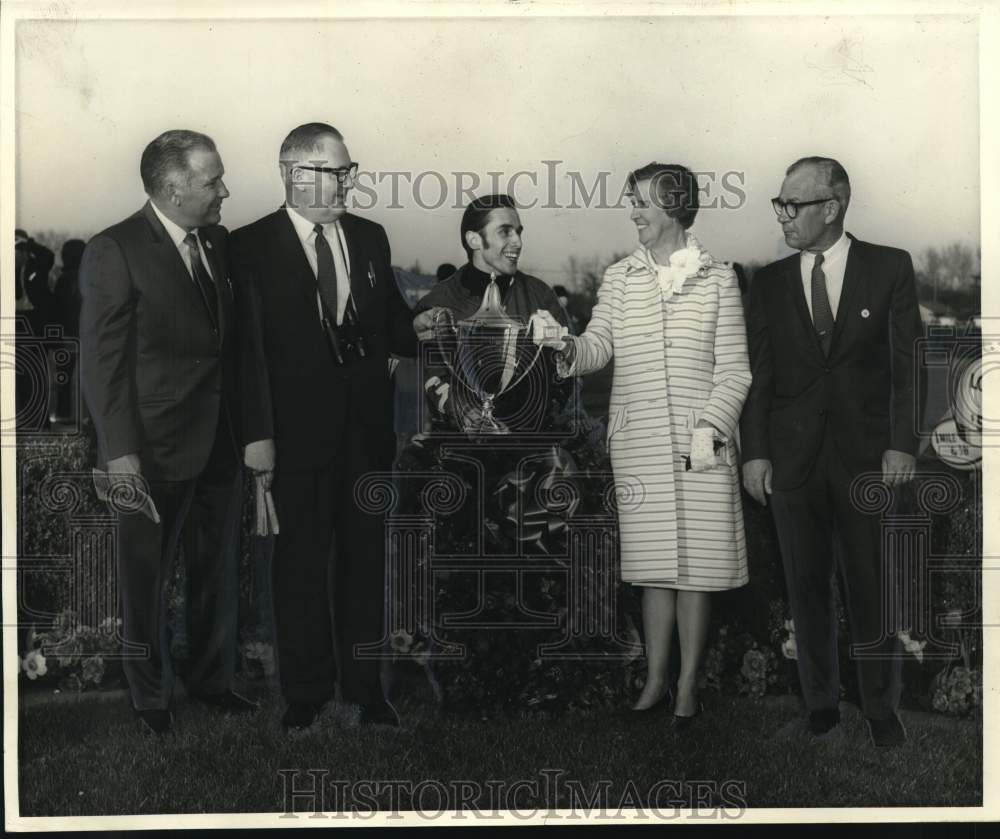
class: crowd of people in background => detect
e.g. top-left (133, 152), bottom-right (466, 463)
top-left (14, 229), bottom-right (86, 429)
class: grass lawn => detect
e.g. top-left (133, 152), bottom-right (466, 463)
top-left (17, 673), bottom-right (981, 818)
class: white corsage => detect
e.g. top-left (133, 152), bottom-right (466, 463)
top-left (655, 243), bottom-right (712, 298)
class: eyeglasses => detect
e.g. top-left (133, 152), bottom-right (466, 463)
top-left (295, 162), bottom-right (359, 185)
top-left (771, 196), bottom-right (835, 219)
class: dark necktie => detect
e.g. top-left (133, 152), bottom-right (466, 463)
top-left (184, 232), bottom-right (218, 329)
top-left (313, 223), bottom-right (339, 324)
top-left (810, 252), bottom-right (834, 355)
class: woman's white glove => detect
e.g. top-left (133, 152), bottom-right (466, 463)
top-left (528, 310), bottom-right (568, 350)
top-left (689, 426), bottom-right (720, 472)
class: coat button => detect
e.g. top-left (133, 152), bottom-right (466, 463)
top-left (665, 340), bottom-right (673, 347)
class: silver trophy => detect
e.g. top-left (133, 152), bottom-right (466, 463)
top-left (434, 275), bottom-right (543, 434)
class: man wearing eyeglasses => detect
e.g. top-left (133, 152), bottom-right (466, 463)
top-left (231, 122), bottom-right (416, 732)
top-left (740, 156), bottom-right (923, 748)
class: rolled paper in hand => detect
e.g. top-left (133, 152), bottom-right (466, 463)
top-left (264, 488), bottom-right (280, 535)
top-left (254, 478), bottom-right (265, 535)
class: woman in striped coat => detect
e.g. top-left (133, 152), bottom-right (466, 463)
top-left (543, 162), bottom-right (751, 726)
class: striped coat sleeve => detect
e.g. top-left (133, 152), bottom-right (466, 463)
top-left (698, 267), bottom-right (752, 438)
top-left (565, 264), bottom-right (618, 375)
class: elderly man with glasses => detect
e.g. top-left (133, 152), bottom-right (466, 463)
top-left (740, 156), bottom-right (923, 748)
top-left (232, 122), bottom-right (416, 732)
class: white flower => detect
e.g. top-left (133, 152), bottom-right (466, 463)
top-left (389, 630), bottom-right (414, 654)
top-left (899, 630), bottom-right (926, 663)
top-left (22, 649), bottom-right (48, 680)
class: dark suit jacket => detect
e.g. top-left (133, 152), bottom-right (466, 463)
top-left (740, 234), bottom-right (924, 490)
top-left (231, 209), bottom-right (416, 472)
top-left (79, 202), bottom-right (238, 481)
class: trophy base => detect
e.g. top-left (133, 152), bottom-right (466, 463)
top-left (471, 421), bottom-right (511, 436)
top-left (465, 398), bottom-right (510, 436)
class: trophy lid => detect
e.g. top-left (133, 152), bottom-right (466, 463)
top-left (457, 274), bottom-right (523, 330)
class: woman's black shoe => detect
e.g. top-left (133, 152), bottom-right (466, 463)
top-left (627, 690), bottom-right (674, 717)
top-left (670, 700), bottom-right (704, 732)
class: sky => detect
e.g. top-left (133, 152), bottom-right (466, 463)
top-left (14, 11), bottom-right (980, 285)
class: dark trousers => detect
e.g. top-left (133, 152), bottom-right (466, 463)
top-left (770, 429), bottom-right (902, 720)
top-left (271, 432), bottom-right (387, 706)
top-left (117, 411), bottom-right (241, 711)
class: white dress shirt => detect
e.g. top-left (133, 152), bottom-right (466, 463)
top-left (799, 230), bottom-right (850, 320)
top-left (285, 207), bottom-right (352, 324)
top-left (150, 199), bottom-right (214, 280)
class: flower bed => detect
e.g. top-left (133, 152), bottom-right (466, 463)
top-left (16, 428), bottom-right (982, 715)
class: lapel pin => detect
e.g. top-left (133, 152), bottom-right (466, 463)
top-left (205, 240), bottom-right (212, 250)
top-left (861, 308), bottom-right (870, 318)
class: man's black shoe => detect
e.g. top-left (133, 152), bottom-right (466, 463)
top-left (358, 700), bottom-right (400, 728)
top-left (192, 690), bottom-right (259, 714)
top-left (137, 709), bottom-right (172, 735)
top-left (282, 701), bottom-right (323, 732)
top-left (866, 712), bottom-right (906, 747)
top-left (808, 708), bottom-right (840, 735)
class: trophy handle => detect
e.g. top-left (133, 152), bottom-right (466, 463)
top-left (433, 308), bottom-right (459, 378)
top-left (502, 340), bottom-right (545, 394)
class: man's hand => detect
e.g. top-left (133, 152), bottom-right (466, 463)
top-left (413, 307), bottom-right (449, 342)
top-left (882, 449), bottom-right (917, 486)
top-left (743, 458), bottom-right (773, 506)
top-left (245, 439), bottom-right (276, 490)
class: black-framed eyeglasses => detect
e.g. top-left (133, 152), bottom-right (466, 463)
top-left (295, 162), bottom-right (359, 185)
top-left (771, 196), bottom-right (836, 219)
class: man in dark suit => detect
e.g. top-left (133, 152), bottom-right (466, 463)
top-left (232, 122), bottom-right (416, 731)
top-left (741, 156), bottom-right (923, 747)
top-left (80, 130), bottom-right (255, 734)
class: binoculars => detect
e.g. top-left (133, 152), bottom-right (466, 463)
top-left (321, 297), bottom-right (367, 366)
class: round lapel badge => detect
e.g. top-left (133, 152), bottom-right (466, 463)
top-left (861, 308), bottom-right (870, 318)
